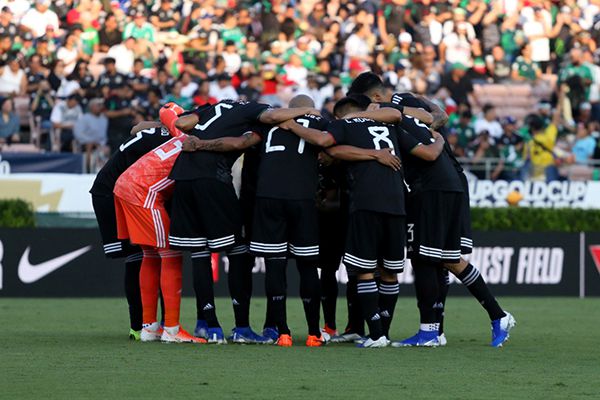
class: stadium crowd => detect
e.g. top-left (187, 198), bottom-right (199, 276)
top-left (0, 0), bottom-right (599, 181)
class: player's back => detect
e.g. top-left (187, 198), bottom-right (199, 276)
top-left (90, 126), bottom-right (173, 196)
top-left (384, 94), bottom-right (463, 193)
top-left (255, 113), bottom-right (328, 200)
top-left (328, 118), bottom-right (405, 216)
top-left (169, 100), bottom-right (270, 183)
top-left (114, 135), bottom-right (185, 208)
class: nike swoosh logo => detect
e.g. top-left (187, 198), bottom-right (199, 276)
top-left (18, 245), bottom-right (92, 283)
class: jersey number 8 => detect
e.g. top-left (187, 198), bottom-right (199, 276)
top-left (368, 126), bottom-right (395, 155)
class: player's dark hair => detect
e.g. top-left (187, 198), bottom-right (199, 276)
top-left (347, 72), bottom-right (384, 97)
top-left (333, 94), bottom-right (370, 118)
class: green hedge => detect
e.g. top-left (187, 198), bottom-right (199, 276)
top-left (471, 208), bottom-right (600, 232)
top-left (0, 199), bottom-right (35, 228)
top-left (0, 201), bottom-right (599, 232)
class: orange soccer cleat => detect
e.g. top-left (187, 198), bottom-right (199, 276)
top-left (276, 334), bottom-right (293, 347)
top-left (161, 326), bottom-right (207, 344)
top-left (306, 335), bottom-right (327, 347)
top-left (322, 324), bottom-right (338, 337)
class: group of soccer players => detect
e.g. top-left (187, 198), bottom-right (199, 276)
top-left (90, 72), bottom-right (516, 348)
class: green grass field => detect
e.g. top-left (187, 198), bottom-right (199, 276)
top-left (1, 297), bottom-right (599, 400)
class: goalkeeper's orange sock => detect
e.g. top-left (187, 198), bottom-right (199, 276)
top-left (139, 247), bottom-right (161, 325)
top-left (159, 249), bottom-right (183, 328)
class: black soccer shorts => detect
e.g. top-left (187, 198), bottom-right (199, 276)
top-left (317, 206), bottom-right (346, 270)
top-left (406, 190), bottom-right (472, 264)
top-left (342, 210), bottom-right (406, 273)
top-left (168, 178), bottom-right (245, 252)
top-left (91, 194), bottom-right (140, 258)
top-left (250, 197), bottom-right (319, 259)
top-left (459, 173), bottom-right (473, 254)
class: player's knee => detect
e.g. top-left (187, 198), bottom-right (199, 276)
top-left (444, 258), bottom-right (468, 274)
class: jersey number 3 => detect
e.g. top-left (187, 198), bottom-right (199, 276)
top-left (368, 126), bottom-right (395, 154)
top-left (265, 118), bottom-right (310, 154)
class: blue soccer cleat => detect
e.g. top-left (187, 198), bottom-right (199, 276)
top-left (207, 327), bottom-right (227, 344)
top-left (262, 327), bottom-right (279, 343)
top-left (194, 320), bottom-right (208, 339)
top-left (391, 330), bottom-right (440, 347)
top-left (491, 312), bottom-right (516, 347)
top-left (229, 327), bottom-right (271, 344)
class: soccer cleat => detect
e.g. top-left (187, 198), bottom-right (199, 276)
top-left (276, 334), bottom-right (293, 347)
top-left (194, 319), bottom-right (209, 339)
top-left (357, 336), bottom-right (389, 348)
top-left (438, 333), bottom-right (447, 346)
top-left (229, 327), bottom-right (272, 344)
top-left (306, 334), bottom-right (327, 347)
top-left (161, 326), bottom-right (207, 344)
top-left (491, 312), bottom-right (516, 347)
top-left (140, 322), bottom-right (163, 342)
top-left (330, 331), bottom-right (364, 343)
top-left (322, 324), bottom-right (338, 337)
top-left (262, 327), bottom-right (279, 343)
top-left (207, 327), bottom-right (227, 344)
top-left (129, 329), bottom-right (141, 341)
top-left (391, 330), bottom-right (440, 347)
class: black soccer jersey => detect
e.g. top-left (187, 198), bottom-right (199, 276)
top-left (383, 95), bottom-right (463, 193)
top-left (255, 114), bottom-right (328, 200)
top-left (391, 92), bottom-right (465, 173)
top-left (90, 126), bottom-right (172, 196)
top-left (328, 118), bottom-right (406, 216)
top-left (169, 100), bottom-right (270, 183)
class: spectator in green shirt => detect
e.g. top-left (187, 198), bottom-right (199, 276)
top-left (284, 36), bottom-right (317, 71)
top-left (79, 12), bottom-right (99, 57)
top-left (123, 12), bottom-right (155, 43)
top-left (511, 43), bottom-right (542, 82)
top-left (219, 11), bottom-right (246, 50)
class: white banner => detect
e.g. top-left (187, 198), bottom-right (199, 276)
top-left (0, 173), bottom-right (95, 213)
top-left (468, 179), bottom-right (600, 208)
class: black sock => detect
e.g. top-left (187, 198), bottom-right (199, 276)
top-left (297, 260), bottom-right (321, 336)
top-left (412, 258), bottom-right (440, 325)
top-left (457, 264), bottom-right (505, 321)
top-left (378, 280), bottom-right (399, 338)
top-left (265, 257), bottom-right (289, 335)
top-left (263, 295), bottom-right (275, 329)
top-left (227, 251), bottom-right (253, 328)
top-left (357, 279), bottom-right (382, 339)
top-left (320, 265), bottom-right (338, 330)
top-left (345, 275), bottom-right (364, 335)
top-left (124, 255), bottom-right (142, 331)
top-left (436, 268), bottom-right (450, 335)
top-left (191, 252), bottom-right (220, 328)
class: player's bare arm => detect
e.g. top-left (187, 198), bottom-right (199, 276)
top-left (130, 121), bottom-right (162, 135)
top-left (174, 113), bottom-right (199, 131)
top-left (416, 95), bottom-right (448, 129)
top-left (259, 107), bottom-right (321, 124)
top-left (404, 106), bottom-right (434, 125)
top-left (182, 131), bottom-right (261, 152)
top-left (410, 130), bottom-right (445, 161)
top-left (278, 119), bottom-right (335, 147)
top-left (343, 107), bottom-right (403, 124)
top-left (326, 146), bottom-right (401, 171)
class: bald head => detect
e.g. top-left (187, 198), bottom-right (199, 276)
top-left (289, 94), bottom-right (314, 108)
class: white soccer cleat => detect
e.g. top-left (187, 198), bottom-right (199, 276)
top-left (140, 322), bottom-right (163, 342)
top-left (161, 325), bottom-right (206, 344)
top-left (357, 336), bottom-right (389, 348)
top-left (438, 333), bottom-right (447, 346)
